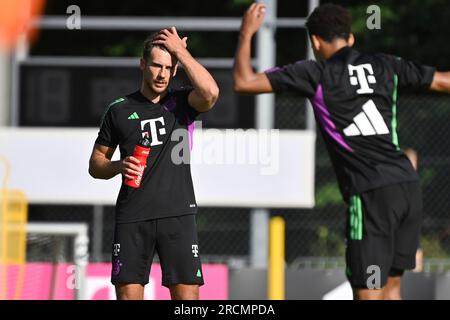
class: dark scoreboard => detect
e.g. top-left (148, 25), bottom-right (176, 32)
top-left (19, 64), bottom-right (255, 128)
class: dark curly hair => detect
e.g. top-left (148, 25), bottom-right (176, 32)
top-left (306, 3), bottom-right (352, 42)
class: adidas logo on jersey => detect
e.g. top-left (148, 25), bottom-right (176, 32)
top-left (128, 112), bottom-right (139, 120)
top-left (343, 99), bottom-right (390, 137)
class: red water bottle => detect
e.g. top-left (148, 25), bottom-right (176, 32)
top-left (124, 136), bottom-right (151, 188)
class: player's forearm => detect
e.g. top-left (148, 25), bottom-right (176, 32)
top-left (233, 32), bottom-right (256, 93)
top-left (176, 49), bottom-right (219, 107)
top-left (430, 71), bottom-right (450, 93)
top-left (89, 158), bottom-right (121, 180)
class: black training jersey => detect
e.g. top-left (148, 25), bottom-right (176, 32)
top-left (95, 88), bottom-right (200, 223)
top-left (266, 47), bottom-right (435, 200)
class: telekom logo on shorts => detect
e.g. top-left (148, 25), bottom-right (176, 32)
top-left (113, 243), bottom-right (120, 256)
top-left (140, 117), bottom-right (166, 146)
top-left (191, 244), bottom-right (199, 257)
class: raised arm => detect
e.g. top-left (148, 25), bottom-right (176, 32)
top-left (430, 71), bottom-right (450, 93)
top-left (153, 27), bottom-right (219, 112)
top-left (89, 144), bottom-right (141, 180)
top-left (233, 2), bottom-right (273, 94)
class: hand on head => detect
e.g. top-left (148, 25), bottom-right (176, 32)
top-left (152, 26), bottom-right (188, 55)
top-left (240, 2), bottom-right (266, 36)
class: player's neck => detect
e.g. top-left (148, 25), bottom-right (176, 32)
top-left (140, 83), bottom-right (167, 104)
top-left (323, 40), bottom-right (350, 60)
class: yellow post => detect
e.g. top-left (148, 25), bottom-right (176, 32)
top-left (268, 215), bottom-right (285, 300)
top-left (0, 156), bottom-right (28, 300)
top-left (0, 155), bottom-right (11, 300)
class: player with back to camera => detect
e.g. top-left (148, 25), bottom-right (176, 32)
top-left (233, 3), bottom-right (450, 300)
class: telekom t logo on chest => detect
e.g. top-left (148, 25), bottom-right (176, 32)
top-left (141, 117), bottom-right (166, 146)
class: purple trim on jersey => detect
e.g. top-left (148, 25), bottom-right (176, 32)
top-left (162, 94), bottom-right (177, 112)
top-left (187, 118), bottom-right (195, 150)
top-left (265, 66), bottom-right (283, 74)
top-left (265, 60), bottom-right (308, 74)
top-left (310, 85), bottom-right (353, 152)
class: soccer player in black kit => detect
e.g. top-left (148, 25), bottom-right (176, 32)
top-left (234, 3), bottom-right (450, 299)
top-left (89, 27), bottom-right (219, 300)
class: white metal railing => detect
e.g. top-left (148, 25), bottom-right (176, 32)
top-left (33, 16), bottom-right (306, 31)
top-left (20, 56), bottom-right (255, 68)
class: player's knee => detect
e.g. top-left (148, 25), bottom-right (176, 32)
top-left (169, 284), bottom-right (199, 300)
top-left (383, 289), bottom-right (401, 300)
top-left (353, 288), bottom-right (384, 300)
top-left (115, 283), bottom-right (144, 300)
top-left (384, 275), bottom-right (402, 300)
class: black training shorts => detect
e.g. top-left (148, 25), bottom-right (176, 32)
top-left (111, 214), bottom-right (204, 287)
top-left (345, 181), bottom-right (423, 288)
